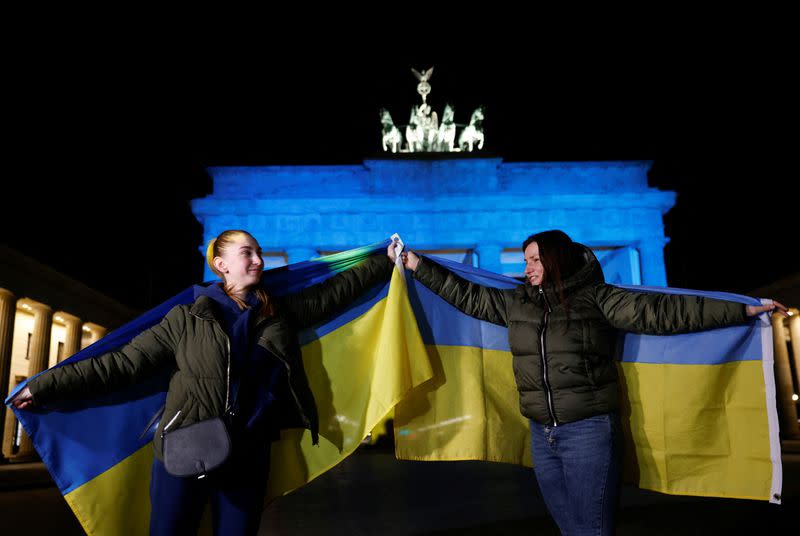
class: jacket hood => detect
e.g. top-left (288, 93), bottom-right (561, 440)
top-left (191, 283), bottom-right (258, 319)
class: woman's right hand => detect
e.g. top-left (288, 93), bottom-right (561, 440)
top-left (403, 250), bottom-right (420, 271)
top-left (10, 386), bottom-right (34, 409)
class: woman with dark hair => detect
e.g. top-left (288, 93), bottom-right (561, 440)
top-left (398, 229), bottom-right (786, 536)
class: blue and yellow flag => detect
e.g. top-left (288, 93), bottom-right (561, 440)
top-left (6, 243), bottom-right (783, 536)
top-left (393, 255), bottom-right (783, 504)
top-left (7, 240), bottom-right (430, 535)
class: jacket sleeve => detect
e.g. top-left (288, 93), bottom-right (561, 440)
top-left (593, 284), bottom-right (749, 335)
top-left (28, 305), bottom-right (184, 405)
top-left (412, 255), bottom-right (510, 327)
top-left (278, 255), bottom-right (395, 329)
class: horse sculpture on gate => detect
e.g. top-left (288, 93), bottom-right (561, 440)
top-left (435, 104), bottom-right (456, 152)
top-left (405, 105), bottom-right (424, 152)
top-left (379, 108), bottom-right (403, 153)
top-left (458, 106), bottom-right (485, 152)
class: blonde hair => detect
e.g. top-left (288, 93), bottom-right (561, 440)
top-left (205, 230), bottom-right (275, 317)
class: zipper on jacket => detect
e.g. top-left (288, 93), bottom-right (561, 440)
top-left (224, 334), bottom-right (232, 413)
top-left (161, 410), bottom-right (182, 438)
top-left (190, 311), bottom-right (233, 415)
top-left (263, 339), bottom-right (311, 427)
top-left (539, 287), bottom-right (558, 426)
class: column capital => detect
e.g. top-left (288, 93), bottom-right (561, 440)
top-left (0, 288), bottom-right (16, 301)
top-left (54, 311), bottom-right (82, 325)
top-left (21, 300), bottom-right (52, 315)
top-left (83, 322), bottom-right (108, 340)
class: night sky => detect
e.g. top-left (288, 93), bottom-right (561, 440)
top-left (4, 33), bottom-right (794, 314)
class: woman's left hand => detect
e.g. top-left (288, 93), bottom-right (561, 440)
top-left (10, 386), bottom-right (34, 409)
top-left (746, 300), bottom-right (789, 318)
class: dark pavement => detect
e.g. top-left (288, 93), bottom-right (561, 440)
top-left (2, 443), bottom-right (797, 535)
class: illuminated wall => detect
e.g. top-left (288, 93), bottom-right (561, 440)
top-left (191, 158), bottom-right (675, 286)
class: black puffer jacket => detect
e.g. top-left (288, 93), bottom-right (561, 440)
top-left (412, 246), bottom-right (747, 425)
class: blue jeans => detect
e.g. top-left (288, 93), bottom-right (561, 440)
top-left (530, 413), bottom-right (622, 536)
top-left (149, 429), bottom-right (271, 536)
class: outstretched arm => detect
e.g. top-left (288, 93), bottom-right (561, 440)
top-left (402, 250), bottom-right (511, 327)
top-left (594, 285), bottom-right (780, 335)
top-left (279, 252), bottom-right (395, 329)
top-left (12, 305), bottom-right (184, 408)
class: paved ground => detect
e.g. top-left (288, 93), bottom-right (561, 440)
top-left (2, 444), bottom-right (797, 535)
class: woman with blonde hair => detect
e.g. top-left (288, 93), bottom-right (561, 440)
top-left (12, 229), bottom-right (395, 535)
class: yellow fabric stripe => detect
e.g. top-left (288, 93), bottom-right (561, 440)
top-left (266, 267), bottom-right (431, 500)
top-left (64, 444), bottom-right (153, 536)
top-left (395, 346), bottom-right (773, 501)
top-left (620, 360), bottom-right (772, 501)
top-left (395, 345), bottom-right (531, 467)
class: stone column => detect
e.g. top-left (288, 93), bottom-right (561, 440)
top-left (638, 239), bottom-right (668, 287)
top-left (286, 247), bottom-right (318, 264)
top-left (475, 243), bottom-right (503, 275)
top-left (772, 314), bottom-right (800, 439)
top-left (0, 289), bottom-right (17, 462)
top-left (789, 313), bottom-right (800, 405)
top-left (17, 302), bottom-right (53, 458)
top-left (58, 312), bottom-right (83, 363)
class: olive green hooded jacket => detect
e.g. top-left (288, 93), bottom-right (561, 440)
top-left (28, 255), bottom-right (394, 458)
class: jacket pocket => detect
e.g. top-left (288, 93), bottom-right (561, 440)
top-left (138, 405), bottom-right (165, 441)
top-left (161, 391), bottom-right (198, 436)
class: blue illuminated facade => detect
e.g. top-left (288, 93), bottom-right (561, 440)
top-left (191, 158), bottom-right (675, 286)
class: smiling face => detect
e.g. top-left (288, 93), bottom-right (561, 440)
top-left (213, 233), bottom-right (264, 292)
top-left (523, 241), bottom-right (546, 287)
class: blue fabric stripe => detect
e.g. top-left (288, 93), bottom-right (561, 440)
top-left (44, 390), bottom-right (166, 494)
top-left (409, 279), bottom-right (511, 351)
top-left (406, 255), bottom-right (517, 351)
top-left (619, 325), bottom-right (763, 364)
top-left (409, 257), bottom-right (764, 363)
top-left (426, 255), bottom-right (521, 289)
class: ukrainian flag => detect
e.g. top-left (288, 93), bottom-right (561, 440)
top-left (393, 255), bottom-right (783, 504)
top-left (6, 243), bottom-right (783, 536)
top-left (7, 239), bottom-right (430, 535)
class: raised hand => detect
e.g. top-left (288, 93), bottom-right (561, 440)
top-left (746, 301), bottom-right (789, 318)
top-left (10, 386), bottom-right (34, 409)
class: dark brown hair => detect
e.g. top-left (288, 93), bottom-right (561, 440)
top-left (522, 230), bottom-right (584, 309)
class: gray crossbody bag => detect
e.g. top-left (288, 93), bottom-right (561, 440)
top-left (161, 414), bottom-right (231, 478)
